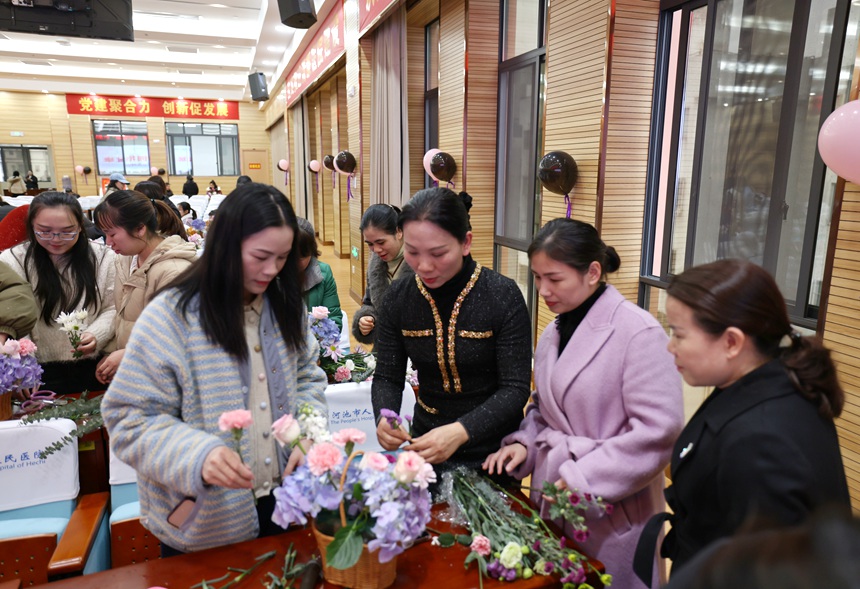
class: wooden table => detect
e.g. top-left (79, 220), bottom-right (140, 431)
top-left (48, 510), bottom-right (604, 589)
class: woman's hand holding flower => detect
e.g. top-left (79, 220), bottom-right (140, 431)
top-left (376, 413), bottom-right (411, 451)
top-left (406, 422), bottom-right (469, 464)
top-left (284, 439), bottom-right (312, 476)
top-left (202, 445), bottom-right (254, 489)
top-left (75, 331), bottom-right (97, 356)
top-left (482, 443), bottom-right (527, 476)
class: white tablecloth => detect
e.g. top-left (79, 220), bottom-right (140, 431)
top-left (324, 381), bottom-right (416, 453)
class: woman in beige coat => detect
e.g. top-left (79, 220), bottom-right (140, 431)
top-left (93, 189), bottom-right (197, 383)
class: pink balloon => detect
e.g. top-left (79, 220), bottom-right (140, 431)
top-left (818, 99), bottom-right (860, 185)
top-left (74, 165), bottom-right (84, 175)
top-left (309, 159), bottom-right (322, 173)
top-left (150, 166), bottom-right (159, 176)
top-left (423, 149), bottom-right (441, 181)
top-left (278, 159), bottom-right (289, 172)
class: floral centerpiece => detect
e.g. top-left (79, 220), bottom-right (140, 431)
top-left (186, 219), bottom-right (207, 250)
top-left (271, 405), bottom-right (435, 588)
top-left (437, 468), bottom-right (613, 589)
top-left (0, 338), bottom-right (43, 420)
top-left (308, 307), bottom-right (376, 383)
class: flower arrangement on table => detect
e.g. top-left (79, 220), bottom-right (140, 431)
top-left (0, 337), bottom-right (42, 393)
top-left (437, 468), bottom-right (613, 589)
top-left (308, 307), bottom-right (376, 384)
top-left (270, 404), bottom-right (436, 573)
top-left (186, 219), bottom-right (207, 250)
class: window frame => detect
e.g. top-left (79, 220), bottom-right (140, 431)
top-left (641, 0), bottom-right (856, 328)
top-left (424, 19), bottom-right (440, 189)
top-left (165, 122), bottom-right (240, 177)
top-left (92, 120), bottom-right (151, 177)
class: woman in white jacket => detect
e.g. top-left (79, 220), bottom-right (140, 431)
top-left (0, 191), bottom-right (116, 394)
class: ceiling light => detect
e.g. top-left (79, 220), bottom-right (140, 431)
top-left (42, 89), bottom-right (49, 94)
top-left (262, 60), bottom-right (278, 66)
top-left (209, 3), bottom-right (227, 7)
top-left (147, 40), bottom-right (161, 44)
top-left (167, 46), bottom-right (198, 54)
top-left (107, 62), bottom-right (117, 65)
top-left (90, 92), bottom-right (96, 96)
top-left (178, 96), bottom-right (184, 100)
top-left (171, 82), bottom-right (176, 85)
top-left (121, 80), bottom-right (126, 83)
top-left (267, 45), bottom-right (285, 52)
top-left (213, 45), bottom-right (225, 48)
top-left (135, 94), bottom-right (141, 98)
top-left (218, 98), bottom-right (223, 101)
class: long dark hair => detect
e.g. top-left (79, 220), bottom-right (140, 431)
top-left (527, 218), bottom-right (621, 275)
top-left (94, 190), bottom-right (186, 240)
top-left (398, 187), bottom-right (472, 242)
top-left (178, 201), bottom-right (198, 220)
top-left (170, 183), bottom-right (304, 359)
top-left (668, 259), bottom-right (843, 418)
top-left (359, 203), bottom-right (401, 235)
top-left (25, 191), bottom-right (99, 324)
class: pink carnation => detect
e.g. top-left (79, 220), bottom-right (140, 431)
top-left (311, 306), bottom-right (330, 320)
top-left (393, 451), bottom-right (425, 484)
top-left (218, 409), bottom-right (253, 432)
top-left (17, 338), bottom-right (36, 356)
top-left (414, 462), bottom-right (437, 490)
top-left (358, 452), bottom-right (390, 472)
top-left (334, 365), bottom-right (351, 382)
top-left (332, 428), bottom-right (367, 447)
top-left (306, 442), bottom-right (344, 476)
top-left (470, 535), bottom-right (491, 557)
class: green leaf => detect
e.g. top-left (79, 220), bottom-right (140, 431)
top-left (437, 533), bottom-right (456, 548)
top-left (456, 534), bottom-right (473, 546)
top-left (327, 525), bottom-right (364, 569)
top-left (352, 482), bottom-right (363, 501)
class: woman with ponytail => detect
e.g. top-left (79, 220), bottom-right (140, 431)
top-left (93, 190), bottom-right (197, 383)
top-left (484, 217), bottom-right (684, 589)
top-left (634, 258), bottom-right (850, 583)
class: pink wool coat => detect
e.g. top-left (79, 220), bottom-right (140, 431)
top-left (503, 286), bottom-right (684, 589)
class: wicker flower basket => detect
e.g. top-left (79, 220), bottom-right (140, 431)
top-left (311, 451), bottom-right (398, 589)
top-left (0, 391), bottom-right (12, 421)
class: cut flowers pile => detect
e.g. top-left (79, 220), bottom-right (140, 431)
top-left (186, 219), bottom-right (207, 250)
top-left (438, 468), bottom-right (614, 589)
top-left (270, 404), bottom-right (436, 569)
top-left (308, 306), bottom-right (376, 383)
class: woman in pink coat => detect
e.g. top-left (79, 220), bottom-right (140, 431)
top-left (484, 218), bottom-right (684, 588)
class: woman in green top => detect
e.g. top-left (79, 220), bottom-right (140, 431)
top-left (296, 218), bottom-right (342, 330)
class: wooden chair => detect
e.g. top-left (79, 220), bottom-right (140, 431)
top-left (0, 420), bottom-right (109, 586)
top-left (108, 444), bottom-right (160, 568)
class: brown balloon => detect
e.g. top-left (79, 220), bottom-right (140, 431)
top-left (430, 152), bottom-right (456, 183)
top-left (323, 155), bottom-right (335, 171)
top-left (538, 151), bottom-right (578, 195)
top-left (335, 151), bottom-right (357, 175)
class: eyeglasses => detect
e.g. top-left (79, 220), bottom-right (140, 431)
top-left (34, 231), bottom-right (80, 241)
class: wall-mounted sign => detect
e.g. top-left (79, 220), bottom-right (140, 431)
top-left (9, 131), bottom-right (24, 137)
top-left (283, 5), bottom-right (345, 107)
top-left (359, 0), bottom-right (398, 37)
top-left (248, 163), bottom-right (262, 170)
top-left (66, 94), bottom-right (240, 120)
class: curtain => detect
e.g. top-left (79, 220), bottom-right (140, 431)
top-left (269, 115), bottom-right (287, 196)
top-left (370, 6), bottom-right (410, 207)
top-left (290, 98), bottom-right (312, 222)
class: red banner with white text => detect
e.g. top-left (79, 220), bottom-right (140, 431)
top-left (66, 94), bottom-right (240, 120)
top-left (283, 5), bottom-right (345, 107)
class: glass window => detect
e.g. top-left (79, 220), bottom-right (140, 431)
top-left (165, 122), bottom-right (239, 177)
top-left (426, 20), bottom-right (439, 92)
top-left (503, 0), bottom-right (542, 60)
top-left (644, 0), bottom-right (859, 326)
top-left (424, 19), bottom-right (440, 187)
top-left (92, 120), bottom-right (150, 176)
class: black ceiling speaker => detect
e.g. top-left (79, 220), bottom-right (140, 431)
top-left (278, 0), bottom-right (317, 29)
top-left (248, 72), bottom-right (269, 101)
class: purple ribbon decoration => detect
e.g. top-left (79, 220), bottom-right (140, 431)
top-left (564, 194), bottom-right (572, 218)
top-left (332, 171), bottom-right (336, 189)
top-left (285, 171), bottom-right (289, 186)
top-left (313, 172), bottom-right (318, 194)
top-left (347, 174), bottom-right (354, 201)
top-left (447, 181), bottom-right (455, 190)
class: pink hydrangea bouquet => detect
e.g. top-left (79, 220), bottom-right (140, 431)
top-left (308, 306), bottom-right (376, 383)
top-left (0, 338), bottom-right (43, 393)
top-left (272, 423), bottom-right (436, 570)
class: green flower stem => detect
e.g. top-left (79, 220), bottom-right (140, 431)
top-left (233, 428), bottom-right (257, 507)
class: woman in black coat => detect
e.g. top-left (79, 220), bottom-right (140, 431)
top-left (182, 175), bottom-right (199, 197)
top-left (635, 259), bottom-right (850, 584)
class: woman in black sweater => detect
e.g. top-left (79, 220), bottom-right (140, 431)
top-left (371, 188), bottom-right (532, 479)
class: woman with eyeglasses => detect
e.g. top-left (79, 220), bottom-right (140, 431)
top-left (0, 191), bottom-right (116, 394)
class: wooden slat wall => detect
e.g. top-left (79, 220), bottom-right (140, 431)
top-left (304, 92), bottom-right (323, 226)
top-left (329, 75), bottom-right (345, 256)
top-left (335, 70), bottom-right (351, 257)
top-left (537, 0), bottom-right (608, 333)
top-left (462, 0), bottom-right (499, 267)
top-left (406, 0), bottom-right (440, 197)
top-left (824, 179), bottom-right (860, 512)
top-left (599, 0), bottom-right (660, 302)
top-left (285, 107), bottom-right (294, 203)
top-left (437, 0), bottom-right (465, 193)
top-left (346, 0), bottom-right (370, 303)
